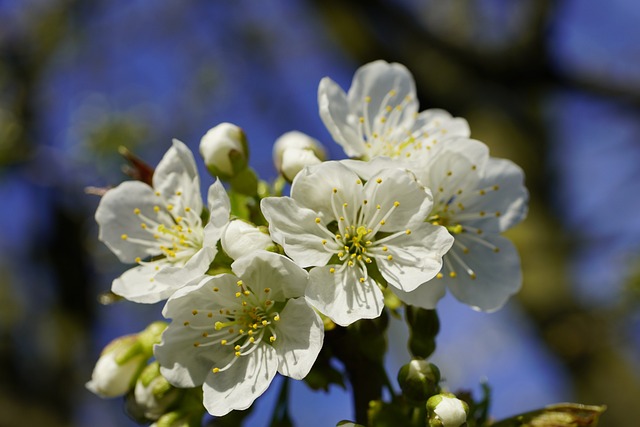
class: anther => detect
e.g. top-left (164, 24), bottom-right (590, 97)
top-left (449, 272), bottom-right (457, 278)
top-left (133, 208), bottom-right (140, 215)
top-left (436, 273), bottom-right (443, 279)
top-left (376, 178), bottom-right (382, 184)
top-left (121, 234), bottom-right (128, 240)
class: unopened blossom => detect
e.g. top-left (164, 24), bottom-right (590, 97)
top-left (427, 393), bottom-right (469, 427)
top-left (199, 122), bottom-right (248, 179)
top-left (95, 139), bottom-right (230, 303)
top-left (155, 251), bottom-right (323, 417)
top-left (397, 138), bottom-right (528, 311)
top-left (261, 161), bottom-right (453, 326)
top-left (221, 219), bottom-right (275, 260)
top-left (318, 60), bottom-right (469, 161)
top-left (272, 131), bottom-right (326, 172)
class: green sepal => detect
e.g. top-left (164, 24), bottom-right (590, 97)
top-left (405, 307), bottom-right (439, 359)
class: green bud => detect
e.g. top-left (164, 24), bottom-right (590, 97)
top-left (199, 122), bottom-right (248, 179)
top-left (397, 359), bottom-right (440, 403)
top-left (427, 393), bottom-right (469, 427)
top-left (153, 410), bottom-right (202, 427)
top-left (132, 362), bottom-right (181, 420)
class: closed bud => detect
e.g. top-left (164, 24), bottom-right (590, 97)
top-left (199, 123), bottom-right (248, 179)
top-left (397, 359), bottom-right (440, 402)
top-left (281, 147), bottom-right (323, 181)
top-left (86, 335), bottom-right (148, 398)
top-left (132, 362), bottom-right (180, 420)
top-left (273, 131), bottom-right (326, 177)
top-left (86, 322), bottom-right (167, 398)
top-left (427, 393), bottom-right (469, 427)
top-left (152, 410), bottom-right (201, 427)
top-left (221, 220), bottom-right (275, 260)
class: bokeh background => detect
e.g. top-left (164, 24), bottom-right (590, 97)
top-left (1, 0), bottom-right (640, 426)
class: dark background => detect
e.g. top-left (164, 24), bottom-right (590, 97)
top-left (1, 1), bottom-right (639, 426)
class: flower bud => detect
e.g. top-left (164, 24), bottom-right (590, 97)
top-left (199, 122), bottom-right (248, 179)
top-left (133, 362), bottom-right (180, 420)
top-left (272, 131), bottom-right (326, 173)
top-left (152, 410), bottom-right (201, 427)
top-left (397, 359), bottom-right (440, 402)
top-left (86, 322), bottom-right (167, 398)
top-left (86, 335), bottom-right (148, 398)
top-left (221, 219), bottom-right (275, 260)
top-left (281, 147), bottom-right (323, 181)
top-left (427, 393), bottom-right (469, 427)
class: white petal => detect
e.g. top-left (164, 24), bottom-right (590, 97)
top-left (318, 77), bottom-right (365, 158)
top-left (463, 158), bottom-right (528, 233)
top-left (95, 180), bottom-right (161, 263)
top-left (443, 234), bottom-right (522, 312)
top-left (290, 161), bottom-right (364, 220)
top-left (202, 344), bottom-right (278, 416)
top-left (231, 251), bottom-right (309, 300)
top-left (392, 280), bottom-right (447, 310)
top-left (273, 131), bottom-right (326, 171)
top-left (412, 109), bottom-right (470, 140)
top-left (261, 197), bottom-right (333, 268)
top-left (152, 139), bottom-right (202, 213)
top-left (274, 298), bottom-right (324, 379)
top-left (156, 275), bottom-right (239, 388)
top-left (361, 168), bottom-right (432, 231)
top-left (377, 223), bottom-right (454, 292)
top-left (281, 147), bottom-right (322, 181)
top-left (112, 264), bottom-right (179, 304)
top-left (204, 179), bottom-right (231, 247)
top-left (306, 265), bottom-right (384, 326)
top-left (347, 60), bottom-right (418, 128)
top-left (153, 246), bottom-right (216, 295)
top-left (340, 157), bottom-right (408, 181)
top-left (221, 220), bottom-right (274, 260)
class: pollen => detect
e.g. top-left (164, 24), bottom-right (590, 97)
top-left (237, 280), bottom-right (243, 286)
top-left (235, 292), bottom-right (242, 298)
top-left (221, 340), bottom-right (227, 345)
top-left (167, 204), bottom-right (174, 211)
top-left (153, 205), bottom-right (160, 212)
top-left (359, 277), bottom-right (365, 283)
top-left (273, 314), bottom-right (280, 321)
top-left (213, 287), bottom-right (219, 292)
top-left (332, 188), bottom-right (338, 193)
top-left (264, 288), bottom-right (271, 293)
top-left (270, 336), bottom-right (276, 343)
top-left (387, 255), bottom-right (393, 261)
top-left (493, 185), bottom-right (500, 191)
top-left (394, 201), bottom-right (400, 207)
top-left (135, 257), bottom-right (141, 263)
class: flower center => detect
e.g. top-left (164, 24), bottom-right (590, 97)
top-left (183, 280), bottom-right (280, 374)
top-left (120, 190), bottom-right (204, 268)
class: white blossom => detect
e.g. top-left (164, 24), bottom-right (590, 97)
top-left (86, 335), bottom-right (147, 398)
top-left (428, 394), bottom-right (469, 427)
top-left (199, 122), bottom-right (248, 178)
top-left (397, 138), bottom-right (528, 311)
top-left (154, 251), bottom-right (323, 417)
top-left (261, 161), bottom-right (453, 326)
top-left (318, 60), bottom-right (469, 161)
top-left (272, 131), bottom-right (326, 172)
top-left (221, 219), bottom-right (275, 260)
top-left (95, 139), bottom-right (230, 303)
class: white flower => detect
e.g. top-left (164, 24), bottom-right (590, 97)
top-left (427, 394), bottom-right (469, 427)
top-left (318, 60), bottom-right (469, 161)
top-left (261, 161), bottom-right (454, 326)
top-left (154, 251), bottom-right (324, 417)
top-left (86, 335), bottom-right (147, 398)
top-left (199, 122), bottom-right (248, 178)
top-left (221, 219), bottom-right (275, 260)
top-left (397, 138), bottom-right (528, 311)
top-left (272, 131), bottom-right (326, 172)
top-left (95, 139), bottom-right (231, 303)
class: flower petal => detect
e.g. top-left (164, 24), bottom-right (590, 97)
top-left (392, 279), bottom-right (447, 310)
top-left (306, 265), bottom-right (384, 326)
top-left (443, 234), bottom-right (522, 312)
top-left (318, 76), bottom-right (365, 158)
top-left (463, 158), bottom-right (528, 233)
top-left (290, 161), bottom-right (364, 220)
top-left (362, 167), bottom-right (432, 231)
top-left (112, 264), bottom-right (179, 304)
top-left (261, 196), bottom-right (333, 268)
top-left (377, 223), bottom-right (454, 292)
top-left (152, 139), bottom-right (202, 213)
top-left (202, 343), bottom-right (278, 416)
top-left (204, 179), bottom-right (231, 247)
top-left (95, 180), bottom-right (161, 263)
top-left (231, 251), bottom-right (309, 301)
top-left (153, 246), bottom-right (216, 296)
top-left (274, 297), bottom-right (324, 379)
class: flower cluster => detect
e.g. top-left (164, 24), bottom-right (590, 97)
top-left (88, 61), bottom-right (528, 424)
